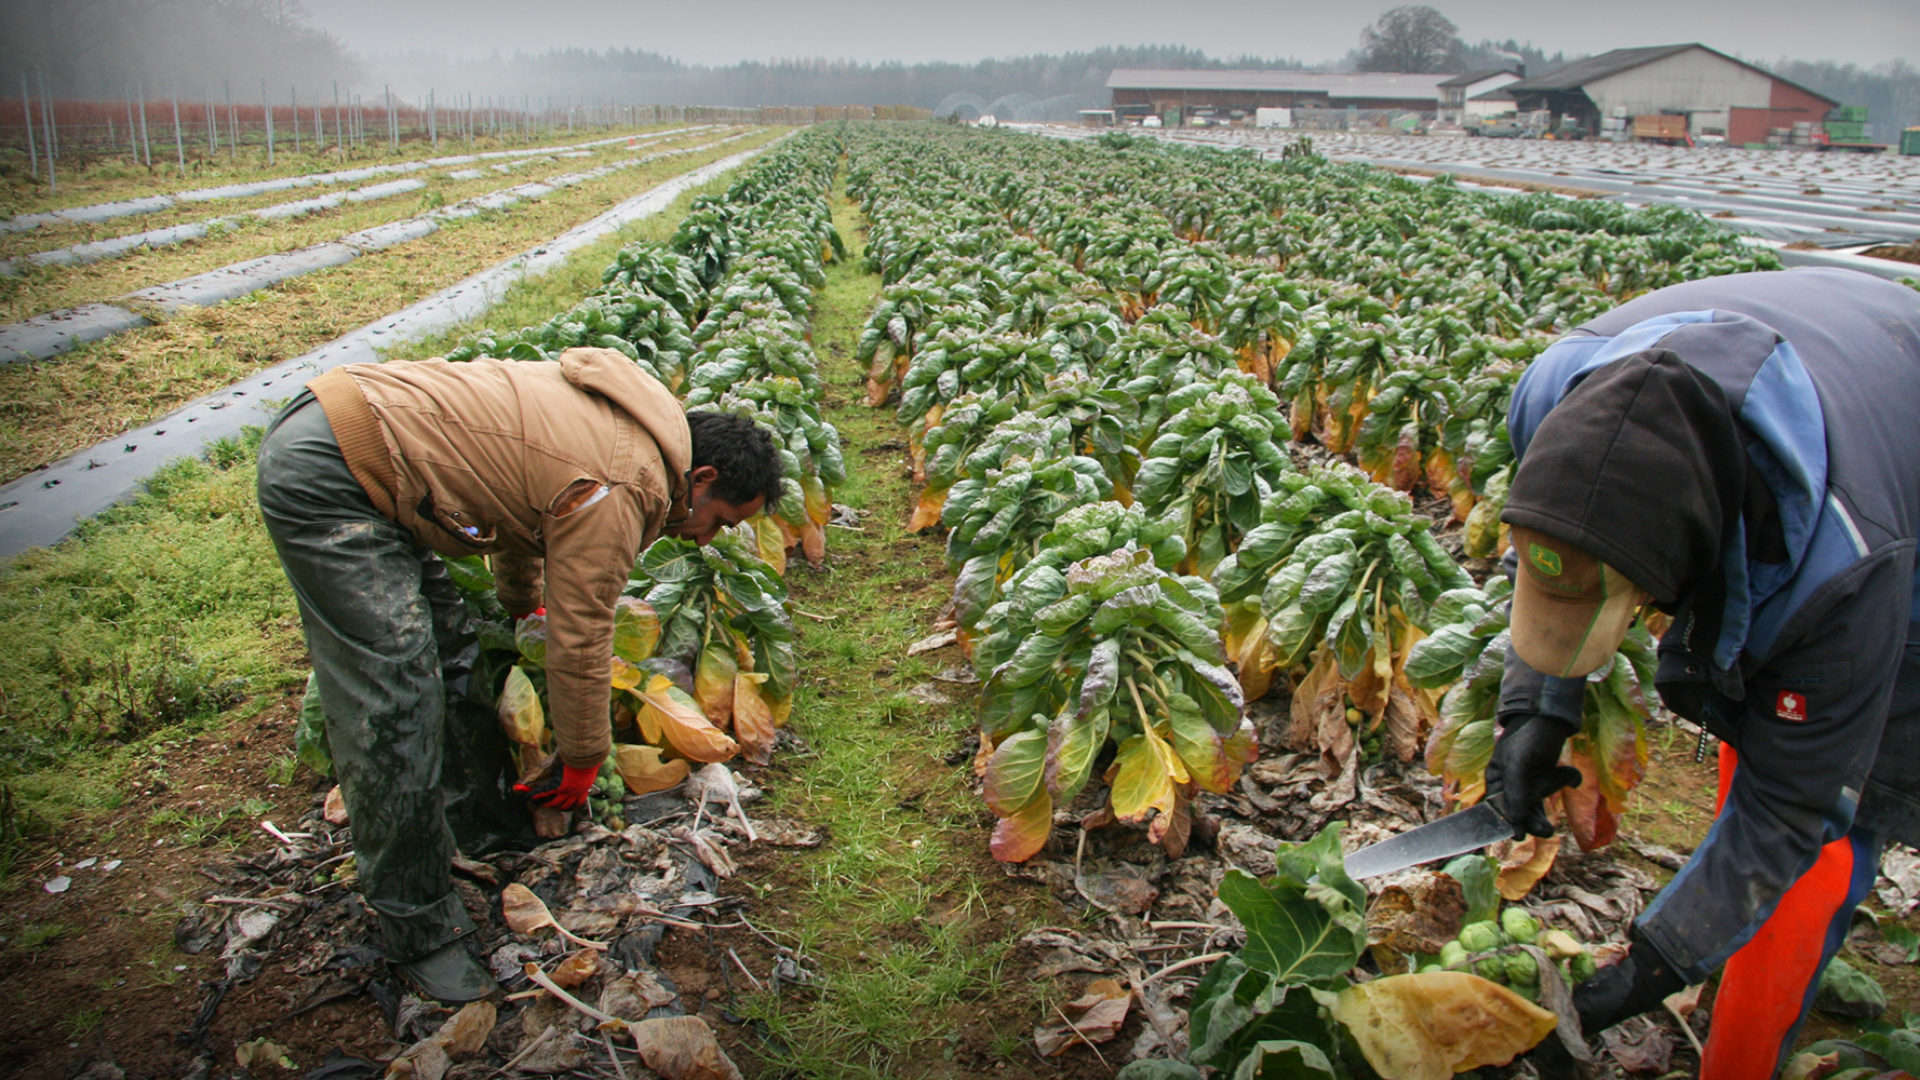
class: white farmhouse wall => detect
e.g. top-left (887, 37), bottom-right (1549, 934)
top-left (1585, 48), bottom-right (1772, 119)
top-left (1463, 73), bottom-right (1522, 119)
top-left (1466, 97), bottom-right (1516, 120)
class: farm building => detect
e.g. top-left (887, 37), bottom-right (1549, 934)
top-left (1105, 69), bottom-right (1449, 124)
top-left (1437, 68), bottom-right (1523, 125)
top-left (1500, 43), bottom-right (1837, 143)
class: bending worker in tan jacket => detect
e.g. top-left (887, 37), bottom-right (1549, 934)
top-left (255, 346), bottom-right (783, 1001)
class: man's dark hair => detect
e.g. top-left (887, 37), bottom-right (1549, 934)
top-left (687, 410), bottom-right (786, 508)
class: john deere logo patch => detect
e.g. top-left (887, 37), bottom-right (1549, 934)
top-left (1527, 542), bottom-right (1563, 577)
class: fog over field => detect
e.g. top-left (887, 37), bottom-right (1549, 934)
top-left (304, 0), bottom-right (1918, 70)
top-left (0, 0), bottom-right (1914, 136)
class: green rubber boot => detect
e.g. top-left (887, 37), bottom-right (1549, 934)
top-left (397, 939), bottom-right (497, 1003)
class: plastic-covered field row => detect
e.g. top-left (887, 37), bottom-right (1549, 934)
top-left (0, 127), bottom-right (715, 234)
top-left (0, 128), bottom-right (717, 277)
top-left (0, 143), bottom-right (777, 559)
top-left (0, 178), bottom-right (427, 276)
top-left (0, 130), bottom-right (761, 365)
top-left (1119, 127), bottom-right (1920, 260)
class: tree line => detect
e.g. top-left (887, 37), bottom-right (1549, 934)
top-left (2, 0), bottom-right (1912, 142)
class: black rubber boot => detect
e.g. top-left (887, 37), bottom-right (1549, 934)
top-left (397, 940), bottom-right (497, 1003)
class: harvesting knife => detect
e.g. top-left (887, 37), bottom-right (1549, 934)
top-left (1342, 801), bottom-right (1512, 880)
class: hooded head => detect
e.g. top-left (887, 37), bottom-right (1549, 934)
top-left (558, 348), bottom-right (692, 491)
top-left (1502, 348), bottom-right (1746, 674)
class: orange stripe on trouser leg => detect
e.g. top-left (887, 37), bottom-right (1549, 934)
top-left (1701, 745), bottom-right (1855, 1080)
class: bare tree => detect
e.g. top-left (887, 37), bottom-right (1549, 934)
top-left (1358, 6), bottom-right (1465, 73)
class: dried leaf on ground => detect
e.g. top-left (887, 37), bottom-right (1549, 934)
top-left (907, 629), bottom-right (958, 655)
top-left (511, 1029), bottom-right (590, 1074)
top-left (1601, 1016), bottom-right (1673, 1075)
top-left (1497, 836), bottom-right (1561, 900)
top-left (752, 818), bottom-right (823, 847)
top-left (1033, 977), bottom-right (1132, 1057)
top-left (1663, 982), bottom-right (1704, 1021)
top-left (532, 805), bottom-right (570, 839)
top-left (236, 1039), bottom-right (296, 1071)
top-left (548, 949), bottom-right (600, 989)
top-left (678, 827), bottom-right (737, 878)
top-left (1328, 971), bottom-right (1558, 1080)
top-left (384, 1045), bottom-right (448, 1080)
top-left (386, 1000), bottom-right (496, 1079)
top-left (1876, 844), bottom-right (1920, 915)
top-left (629, 1016), bottom-right (745, 1080)
top-left (324, 785), bottom-right (349, 825)
top-left (436, 1000), bottom-right (496, 1056)
top-left (502, 883), bottom-right (607, 950)
top-left (1075, 867), bottom-right (1160, 917)
top-left (600, 970), bottom-right (679, 1021)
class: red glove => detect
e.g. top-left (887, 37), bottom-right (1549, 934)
top-left (513, 606), bottom-right (547, 621)
top-left (515, 763), bottom-right (596, 810)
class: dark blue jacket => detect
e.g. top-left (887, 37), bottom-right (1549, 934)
top-left (1503, 268), bottom-right (1920, 982)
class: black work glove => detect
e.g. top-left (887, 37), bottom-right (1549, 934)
top-left (1484, 712), bottom-right (1583, 839)
top-left (1573, 944), bottom-right (1686, 1035)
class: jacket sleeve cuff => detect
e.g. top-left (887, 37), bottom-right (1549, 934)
top-left (1499, 641), bottom-right (1586, 729)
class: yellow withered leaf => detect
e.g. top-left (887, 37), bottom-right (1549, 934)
top-left (732, 672), bottom-right (777, 766)
top-left (613, 743), bottom-right (691, 796)
top-left (1108, 724), bottom-right (1187, 823)
top-left (906, 487), bottom-right (948, 532)
top-left (609, 656), bottom-right (646, 692)
top-left (1329, 971), bottom-right (1557, 1080)
top-left (634, 674), bottom-right (738, 763)
top-left (751, 515), bottom-right (787, 576)
top-left (498, 666), bottom-right (547, 747)
top-left (695, 641), bottom-right (739, 728)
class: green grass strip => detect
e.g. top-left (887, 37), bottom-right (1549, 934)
top-left (728, 184), bottom-right (1062, 1079)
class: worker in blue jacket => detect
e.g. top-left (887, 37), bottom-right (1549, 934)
top-left (1485, 267), bottom-right (1920, 1078)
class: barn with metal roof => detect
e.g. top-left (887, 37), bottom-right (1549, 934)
top-left (1501, 44), bottom-right (1837, 143)
top-left (1105, 69), bottom-right (1449, 123)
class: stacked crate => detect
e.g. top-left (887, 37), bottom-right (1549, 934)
top-left (1825, 105), bottom-right (1870, 145)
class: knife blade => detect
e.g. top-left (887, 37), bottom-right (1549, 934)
top-left (1342, 801), bottom-right (1513, 880)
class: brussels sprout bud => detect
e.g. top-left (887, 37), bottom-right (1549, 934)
top-left (1458, 921), bottom-right (1503, 954)
top-left (1568, 952), bottom-right (1598, 985)
top-left (1501, 907), bottom-right (1540, 945)
top-left (1505, 952), bottom-right (1538, 986)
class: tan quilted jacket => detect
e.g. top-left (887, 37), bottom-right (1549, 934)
top-left (309, 347), bottom-right (689, 766)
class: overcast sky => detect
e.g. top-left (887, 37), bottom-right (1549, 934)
top-left (302, 0), bottom-right (1917, 68)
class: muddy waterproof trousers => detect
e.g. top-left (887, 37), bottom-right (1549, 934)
top-left (257, 393), bottom-right (520, 963)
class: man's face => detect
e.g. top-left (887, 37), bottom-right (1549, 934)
top-left (665, 465), bottom-right (766, 546)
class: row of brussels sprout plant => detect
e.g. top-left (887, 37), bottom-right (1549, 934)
top-left (843, 123), bottom-right (1776, 862)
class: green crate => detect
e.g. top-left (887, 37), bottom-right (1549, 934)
top-left (1834, 105), bottom-right (1869, 122)
top-left (1902, 128), bottom-right (1920, 156)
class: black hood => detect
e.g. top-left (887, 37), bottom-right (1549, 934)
top-left (1501, 348), bottom-right (1746, 605)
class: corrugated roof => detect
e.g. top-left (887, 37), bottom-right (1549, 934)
top-left (1105, 68), bottom-right (1450, 101)
top-left (1438, 68), bottom-right (1519, 88)
top-left (1502, 44), bottom-right (1837, 107)
top-left (1503, 45), bottom-right (1696, 91)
